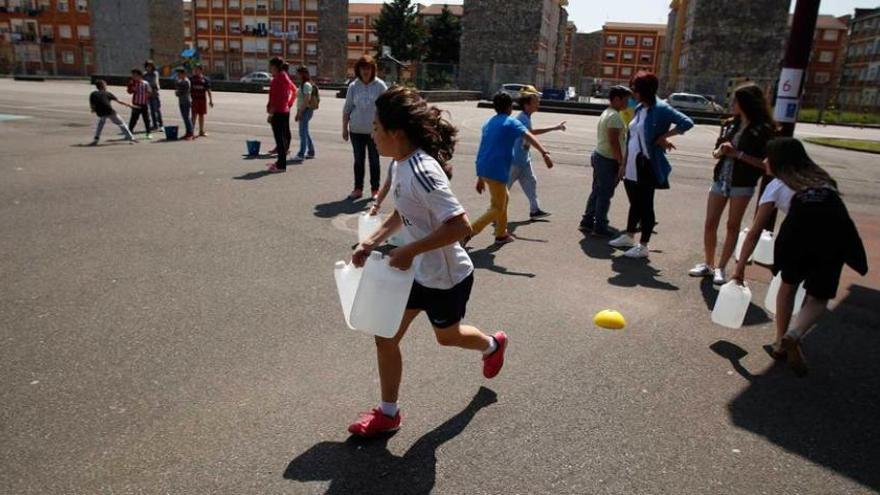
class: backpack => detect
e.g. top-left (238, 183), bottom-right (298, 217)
top-left (307, 83), bottom-right (320, 110)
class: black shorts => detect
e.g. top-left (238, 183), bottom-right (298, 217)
top-left (779, 262), bottom-right (844, 301)
top-left (406, 273), bottom-right (474, 329)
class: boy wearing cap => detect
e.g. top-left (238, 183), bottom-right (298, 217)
top-left (509, 86), bottom-right (566, 220)
top-left (580, 85), bottom-right (632, 236)
top-left (174, 68), bottom-right (194, 140)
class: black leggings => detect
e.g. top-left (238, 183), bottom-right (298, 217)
top-left (350, 132), bottom-right (381, 190)
top-left (271, 112), bottom-right (291, 169)
top-left (624, 179), bottom-right (656, 244)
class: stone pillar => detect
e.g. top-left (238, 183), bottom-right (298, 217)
top-left (91, 0), bottom-right (184, 75)
top-left (317, 0), bottom-right (348, 81)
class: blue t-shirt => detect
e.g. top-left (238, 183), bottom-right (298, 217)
top-left (511, 112), bottom-right (532, 167)
top-left (475, 114), bottom-right (528, 183)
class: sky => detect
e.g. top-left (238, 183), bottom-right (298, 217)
top-left (360, 0), bottom-right (880, 33)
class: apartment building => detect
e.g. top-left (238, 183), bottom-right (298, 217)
top-left (839, 7), bottom-right (880, 111)
top-left (797, 14), bottom-right (849, 108)
top-left (598, 22), bottom-right (665, 87)
top-left (346, 2), bottom-right (380, 75)
top-left (189, 0), bottom-right (347, 81)
top-left (0, 0), bottom-right (94, 75)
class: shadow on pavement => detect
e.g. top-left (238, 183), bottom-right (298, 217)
top-left (725, 285), bottom-right (880, 492)
top-left (241, 153), bottom-right (275, 160)
top-left (579, 232), bottom-right (616, 260)
top-left (607, 256), bottom-right (679, 291)
top-left (233, 170), bottom-right (273, 180)
top-left (283, 387), bottom-right (497, 495)
top-left (699, 278), bottom-right (771, 326)
top-left (469, 244), bottom-right (535, 278)
top-left (314, 198), bottom-right (370, 218)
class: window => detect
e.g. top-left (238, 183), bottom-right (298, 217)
top-left (229, 0), bottom-right (240, 7)
top-left (350, 16), bottom-right (364, 25)
top-left (211, 39), bottom-right (223, 51)
top-left (623, 36), bottom-right (636, 46)
top-left (62, 50), bottom-right (74, 64)
top-left (270, 20), bottom-right (282, 35)
top-left (604, 51), bottom-right (616, 61)
top-left (196, 0), bottom-right (207, 8)
top-left (622, 51), bottom-right (634, 61)
top-left (184, 26), bottom-right (191, 37)
top-left (272, 41), bottom-right (282, 53)
top-left (640, 53), bottom-right (652, 63)
top-left (84, 49), bottom-right (92, 66)
top-left (256, 38), bottom-right (268, 52)
top-left (814, 72), bottom-right (831, 84)
top-left (369, 33), bottom-right (378, 43)
top-left (58, 25), bottom-right (71, 38)
top-left (305, 21), bottom-right (317, 34)
top-left (197, 39), bottom-right (209, 51)
top-left (606, 35), bottom-right (617, 46)
top-left (621, 67), bottom-right (633, 77)
top-left (642, 37), bottom-right (654, 47)
top-left (818, 50), bottom-right (834, 63)
top-left (76, 25), bottom-right (89, 38)
top-left (822, 29), bottom-right (839, 41)
top-left (57, 0), bottom-right (69, 12)
top-left (243, 39), bottom-right (256, 52)
top-left (305, 0), bottom-right (316, 10)
top-left (40, 24), bottom-right (53, 38)
top-left (229, 39), bottom-right (241, 51)
top-left (271, 0), bottom-right (283, 11)
top-left (214, 60), bottom-right (225, 72)
top-left (76, 0), bottom-right (87, 11)
top-left (289, 42), bottom-right (300, 54)
top-left (197, 18), bottom-right (208, 31)
top-left (212, 0), bottom-right (222, 8)
top-left (213, 19), bottom-right (224, 32)
top-left (603, 66), bottom-right (614, 76)
top-left (348, 33), bottom-right (361, 43)
top-left (287, 0), bottom-right (300, 9)
top-left (306, 42), bottom-right (316, 55)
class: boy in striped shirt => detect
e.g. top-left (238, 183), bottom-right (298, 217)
top-left (127, 68), bottom-right (153, 140)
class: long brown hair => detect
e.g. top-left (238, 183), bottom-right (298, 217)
top-left (375, 86), bottom-right (457, 172)
top-left (354, 54), bottom-right (377, 83)
top-left (732, 83), bottom-right (776, 128)
top-left (767, 137), bottom-right (837, 192)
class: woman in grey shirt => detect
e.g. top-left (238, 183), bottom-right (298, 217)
top-left (343, 55), bottom-right (387, 200)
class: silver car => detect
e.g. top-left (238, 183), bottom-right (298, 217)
top-left (666, 93), bottom-right (724, 113)
top-left (498, 83), bottom-right (540, 100)
top-left (240, 71), bottom-right (272, 84)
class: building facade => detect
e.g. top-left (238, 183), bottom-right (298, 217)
top-left (91, 0), bottom-right (184, 75)
top-left (798, 14), bottom-right (849, 108)
top-left (188, 0), bottom-right (347, 81)
top-left (839, 7), bottom-right (880, 111)
top-left (0, 0), bottom-right (95, 76)
top-left (598, 22), bottom-right (665, 87)
top-left (570, 30), bottom-right (601, 96)
top-left (458, 0), bottom-right (568, 94)
top-left (554, 18), bottom-right (575, 88)
top-left (660, 0), bottom-right (789, 103)
top-left (346, 2), bottom-right (380, 75)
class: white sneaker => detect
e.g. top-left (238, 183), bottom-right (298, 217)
top-left (713, 268), bottom-right (726, 285)
top-left (623, 244), bottom-right (649, 258)
top-left (689, 263), bottom-right (713, 277)
top-left (609, 234), bottom-right (636, 248)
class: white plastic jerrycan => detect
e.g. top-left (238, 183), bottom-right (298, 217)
top-left (349, 252), bottom-right (415, 338)
top-left (752, 230), bottom-right (775, 266)
top-left (334, 260), bottom-right (363, 329)
top-left (712, 281), bottom-right (753, 329)
top-left (734, 228), bottom-right (754, 263)
top-left (358, 213), bottom-right (383, 243)
top-left (764, 273), bottom-right (807, 315)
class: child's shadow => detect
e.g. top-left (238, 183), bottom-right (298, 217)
top-left (283, 387), bottom-right (497, 495)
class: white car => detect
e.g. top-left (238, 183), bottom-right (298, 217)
top-left (498, 83), bottom-right (540, 100)
top-left (666, 93), bottom-right (724, 113)
top-left (240, 72), bottom-right (271, 84)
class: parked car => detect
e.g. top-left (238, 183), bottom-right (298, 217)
top-left (240, 72), bottom-right (271, 84)
top-left (540, 87), bottom-right (566, 101)
top-left (498, 83), bottom-right (541, 100)
top-left (666, 92), bottom-right (724, 113)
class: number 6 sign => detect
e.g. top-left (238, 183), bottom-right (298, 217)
top-left (777, 68), bottom-right (803, 98)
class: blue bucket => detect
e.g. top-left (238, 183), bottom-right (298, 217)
top-left (164, 126), bottom-right (179, 141)
top-left (246, 140), bottom-right (261, 156)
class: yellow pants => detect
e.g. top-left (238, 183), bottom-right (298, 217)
top-left (471, 178), bottom-right (509, 238)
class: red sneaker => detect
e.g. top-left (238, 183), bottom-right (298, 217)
top-left (348, 188), bottom-right (363, 200)
top-left (371, 188), bottom-right (380, 200)
top-left (483, 331), bottom-right (508, 378)
top-left (347, 408), bottom-right (401, 437)
top-left (494, 233), bottom-right (515, 245)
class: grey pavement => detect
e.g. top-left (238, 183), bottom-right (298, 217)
top-left (1, 79), bottom-right (879, 494)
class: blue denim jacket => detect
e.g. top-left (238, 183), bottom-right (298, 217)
top-left (633, 97), bottom-right (694, 188)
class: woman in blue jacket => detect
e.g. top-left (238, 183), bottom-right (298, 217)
top-left (609, 72), bottom-right (695, 258)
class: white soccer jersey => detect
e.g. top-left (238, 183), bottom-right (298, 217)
top-left (391, 150), bottom-right (474, 290)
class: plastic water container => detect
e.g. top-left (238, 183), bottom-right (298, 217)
top-left (753, 230), bottom-right (775, 266)
top-left (734, 228), bottom-right (754, 262)
top-left (163, 125), bottom-right (179, 141)
top-left (246, 140), bottom-right (261, 156)
top-left (712, 281), bottom-right (753, 329)
top-left (764, 273), bottom-right (807, 315)
top-left (358, 212), bottom-right (383, 243)
top-left (334, 260), bottom-right (363, 329)
top-left (348, 252), bottom-right (415, 338)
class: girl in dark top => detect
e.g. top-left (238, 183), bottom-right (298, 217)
top-left (690, 84), bottom-right (776, 285)
top-left (733, 138), bottom-right (868, 376)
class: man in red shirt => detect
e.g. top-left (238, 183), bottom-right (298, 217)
top-left (266, 57), bottom-right (296, 173)
top-left (189, 64), bottom-right (214, 137)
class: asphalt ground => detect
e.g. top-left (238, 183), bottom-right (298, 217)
top-left (1, 79), bottom-right (879, 494)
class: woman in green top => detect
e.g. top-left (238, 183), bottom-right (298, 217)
top-left (294, 65), bottom-right (316, 161)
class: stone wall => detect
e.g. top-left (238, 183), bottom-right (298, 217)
top-left (571, 31), bottom-right (602, 95)
top-left (318, 0), bottom-right (349, 81)
top-left (91, 0), bottom-right (184, 75)
top-left (553, 8), bottom-right (568, 88)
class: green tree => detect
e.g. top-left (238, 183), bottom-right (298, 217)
top-left (372, 0), bottom-right (426, 62)
top-left (424, 5), bottom-right (462, 64)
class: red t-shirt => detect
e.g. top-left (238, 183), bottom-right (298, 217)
top-left (190, 75), bottom-right (210, 100)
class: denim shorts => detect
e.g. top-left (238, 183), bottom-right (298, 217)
top-left (710, 180), bottom-right (755, 198)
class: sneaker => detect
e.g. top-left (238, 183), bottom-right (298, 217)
top-left (291, 155), bottom-right (305, 163)
top-left (530, 209), bottom-right (551, 219)
top-left (305, 153), bottom-right (316, 159)
top-left (623, 244), bottom-right (649, 258)
top-left (609, 234), bottom-right (636, 248)
top-left (349, 189), bottom-right (363, 200)
top-left (689, 263), bottom-right (713, 277)
top-left (268, 147), bottom-right (278, 155)
top-left (371, 189), bottom-right (380, 201)
top-left (483, 331), bottom-right (508, 378)
top-left (88, 139), bottom-right (99, 146)
top-left (578, 222), bottom-right (594, 233)
top-left (494, 233), bottom-right (515, 245)
top-left (144, 133), bottom-right (153, 140)
top-left (712, 268), bottom-right (726, 285)
top-left (347, 408), bottom-right (402, 437)
top-left (267, 164), bottom-right (286, 173)
top-left (781, 331), bottom-right (808, 377)
top-left (592, 226), bottom-right (615, 238)
top-left (199, 131), bottom-right (208, 137)
top-left (183, 134), bottom-right (194, 141)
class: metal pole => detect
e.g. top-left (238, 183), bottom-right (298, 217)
top-left (773, 0), bottom-right (821, 137)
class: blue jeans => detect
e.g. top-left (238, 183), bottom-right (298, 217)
top-left (508, 162), bottom-right (540, 212)
top-left (179, 100), bottom-right (193, 136)
top-left (148, 94), bottom-right (163, 128)
top-left (297, 108), bottom-right (315, 158)
top-left (582, 151), bottom-right (620, 230)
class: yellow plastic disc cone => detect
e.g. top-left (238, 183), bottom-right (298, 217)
top-left (594, 309), bottom-right (626, 330)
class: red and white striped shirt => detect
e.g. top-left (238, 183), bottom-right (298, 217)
top-left (129, 80), bottom-right (151, 106)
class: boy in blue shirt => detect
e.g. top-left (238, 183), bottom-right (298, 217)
top-left (468, 92), bottom-right (554, 246)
